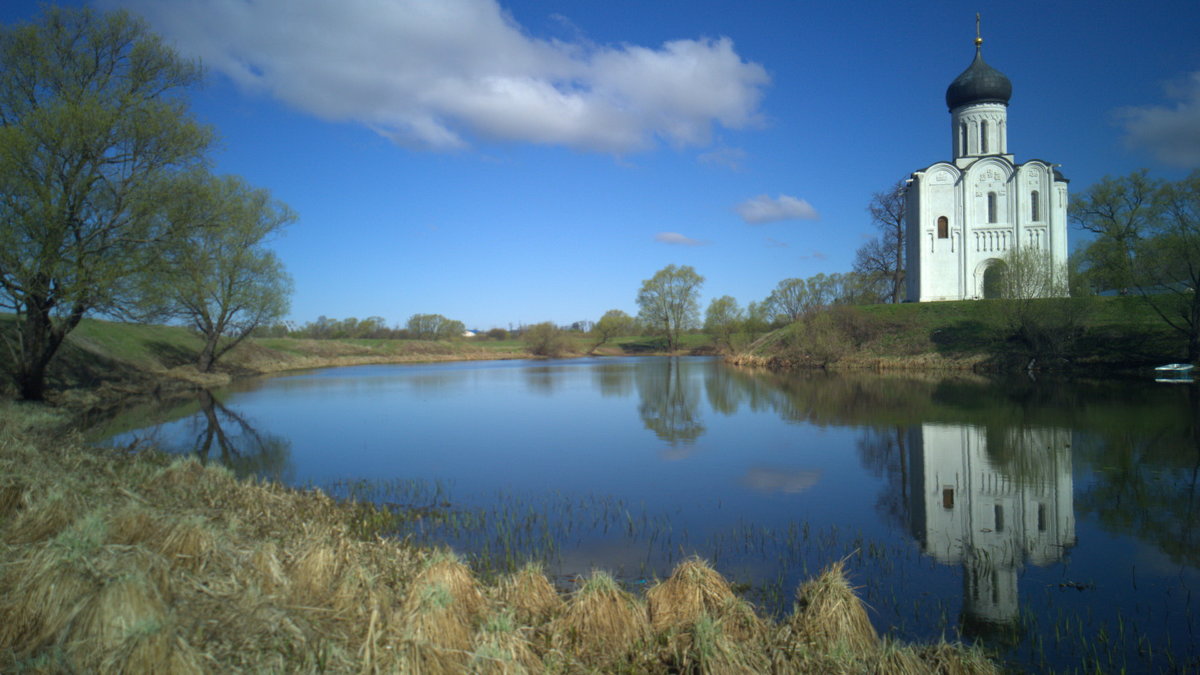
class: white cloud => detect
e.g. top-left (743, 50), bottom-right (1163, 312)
top-left (654, 232), bottom-right (707, 246)
top-left (735, 194), bottom-right (819, 224)
top-left (106, 0), bottom-right (769, 153)
top-left (1117, 71), bottom-right (1200, 169)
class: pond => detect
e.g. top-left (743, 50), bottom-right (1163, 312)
top-left (96, 356), bottom-right (1200, 672)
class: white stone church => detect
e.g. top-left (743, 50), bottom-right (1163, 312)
top-left (904, 31), bottom-right (1069, 302)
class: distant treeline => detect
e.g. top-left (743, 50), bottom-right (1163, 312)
top-left (254, 315), bottom-right (600, 341)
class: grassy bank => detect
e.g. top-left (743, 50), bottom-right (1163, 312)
top-left (731, 296), bottom-right (1190, 373)
top-left (0, 404), bottom-right (998, 673)
top-left (1, 316), bottom-right (719, 406)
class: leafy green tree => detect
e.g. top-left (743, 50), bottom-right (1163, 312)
top-left (765, 275), bottom-right (837, 323)
top-left (743, 300), bottom-right (772, 337)
top-left (590, 309), bottom-right (634, 353)
top-left (1070, 169), bottom-right (1162, 292)
top-left (764, 278), bottom-right (808, 323)
top-left (0, 7), bottom-right (211, 399)
top-left (522, 321), bottom-right (570, 357)
top-left (406, 313), bottom-right (464, 340)
top-left (138, 172), bottom-right (294, 372)
top-left (1138, 170), bottom-right (1200, 360)
top-left (636, 265), bottom-right (704, 352)
top-left (703, 295), bottom-right (743, 352)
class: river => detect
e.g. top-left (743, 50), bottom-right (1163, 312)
top-left (96, 356), bottom-right (1200, 672)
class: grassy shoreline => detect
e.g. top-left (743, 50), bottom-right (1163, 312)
top-left (0, 404), bottom-right (998, 673)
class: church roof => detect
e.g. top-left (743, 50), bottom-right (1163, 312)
top-left (945, 41), bottom-right (1012, 111)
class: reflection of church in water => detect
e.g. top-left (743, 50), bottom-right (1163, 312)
top-left (908, 424), bottom-right (1075, 634)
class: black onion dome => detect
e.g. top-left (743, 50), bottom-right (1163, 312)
top-left (945, 44), bottom-right (1012, 110)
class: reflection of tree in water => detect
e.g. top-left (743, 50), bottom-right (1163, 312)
top-left (592, 361), bottom-right (635, 398)
top-left (524, 366), bottom-right (558, 395)
top-left (856, 426), bottom-right (911, 532)
top-left (636, 358), bottom-right (705, 446)
top-left (1074, 387), bottom-right (1200, 568)
top-left (186, 390), bottom-right (294, 483)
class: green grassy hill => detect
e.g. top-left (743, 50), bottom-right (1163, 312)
top-left (733, 296), bottom-right (1188, 372)
top-left (0, 317), bottom-right (532, 403)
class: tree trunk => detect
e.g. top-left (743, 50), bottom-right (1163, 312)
top-left (12, 300), bottom-right (78, 401)
top-left (15, 359), bottom-right (49, 401)
top-left (197, 337), bottom-right (217, 373)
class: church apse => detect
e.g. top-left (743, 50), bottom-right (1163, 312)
top-left (907, 423), bottom-right (1075, 637)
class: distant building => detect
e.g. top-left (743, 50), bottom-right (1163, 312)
top-left (905, 23), bottom-right (1068, 301)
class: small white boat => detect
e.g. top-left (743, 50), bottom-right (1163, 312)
top-left (1154, 363), bottom-right (1194, 383)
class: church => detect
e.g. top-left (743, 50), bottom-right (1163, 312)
top-left (904, 26), bottom-right (1069, 302)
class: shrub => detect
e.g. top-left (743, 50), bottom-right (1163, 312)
top-left (522, 322), bottom-right (569, 357)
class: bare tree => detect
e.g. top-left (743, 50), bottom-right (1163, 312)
top-left (853, 180), bottom-right (906, 303)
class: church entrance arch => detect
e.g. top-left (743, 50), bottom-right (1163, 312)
top-left (980, 259), bottom-right (1008, 299)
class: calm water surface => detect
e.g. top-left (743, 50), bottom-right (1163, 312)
top-left (98, 356), bottom-right (1200, 672)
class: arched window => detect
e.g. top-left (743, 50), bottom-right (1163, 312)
top-left (980, 120), bottom-right (989, 153)
top-left (987, 192), bottom-right (997, 223)
top-left (960, 123), bottom-right (968, 155)
top-left (1030, 190), bottom-right (1040, 221)
top-left (937, 216), bottom-right (949, 239)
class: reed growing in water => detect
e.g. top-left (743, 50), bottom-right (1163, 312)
top-left (0, 403), bottom-right (997, 672)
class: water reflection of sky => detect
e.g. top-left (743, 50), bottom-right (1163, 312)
top-left (101, 357), bottom-right (1200, 673)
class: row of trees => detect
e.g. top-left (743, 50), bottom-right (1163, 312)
top-left (0, 8), bottom-right (294, 398)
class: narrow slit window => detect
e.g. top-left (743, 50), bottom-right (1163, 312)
top-left (994, 504), bottom-right (1005, 532)
top-left (937, 216), bottom-right (949, 239)
top-left (960, 123), bottom-right (968, 154)
top-left (942, 487), bottom-right (955, 509)
top-left (987, 192), bottom-right (997, 223)
top-left (1037, 504), bottom-right (1047, 531)
top-left (1031, 190), bottom-right (1040, 221)
top-left (980, 120), bottom-right (989, 153)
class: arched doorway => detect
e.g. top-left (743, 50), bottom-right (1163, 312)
top-left (982, 261), bottom-right (1008, 299)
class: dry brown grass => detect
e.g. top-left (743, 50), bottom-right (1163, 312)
top-left (778, 559), bottom-right (879, 668)
top-left (496, 562), bottom-right (563, 626)
top-left (385, 553), bottom-right (488, 673)
top-left (0, 479), bottom-right (26, 520)
top-left (469, 610), bottom-right (541, 674)
top-left (913, 641), bottom-right (1003, 675)
top-left (550, 570), bottom-right (650, 669)
top-left (646, 556), bottom-right (764, 641)
top-left (2, 489), bottom-right (84, 545)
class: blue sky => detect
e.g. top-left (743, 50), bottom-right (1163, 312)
top-left (5, 1), bottom-right (1200, 330)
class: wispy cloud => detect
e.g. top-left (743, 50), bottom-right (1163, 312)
top-left (797, 251), bottom-right (827, 261)
top-left (735, 194), bottom-right (819, 224)
top-left (765, 237), bottom-right (789, 248)
top-left (698, 146), bottom-right (748, 171)
top-left (655, 232), bottom-right (708, 246)
top-left (107, 0), bottom-right (770, 153)
top-left (1117, 71), bottom-right (1200, 168)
